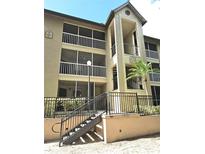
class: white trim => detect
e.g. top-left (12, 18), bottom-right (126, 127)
top-left (60, 61), bottom-right (106, 68)
top-left (63, 32), bottom-right (106, 42)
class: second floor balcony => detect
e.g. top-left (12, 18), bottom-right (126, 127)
top-left (146, 50), bottom-right (159, 59)
top-left (111, 43), bottom-right (138, 57)
top-left (60, 62), bottom-right (106, 77)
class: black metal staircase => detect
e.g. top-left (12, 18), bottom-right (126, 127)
top-left (59, 93), bottom-right (107, 147)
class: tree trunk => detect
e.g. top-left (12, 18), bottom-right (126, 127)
top-left (144, 77), bottom-right (150, 106)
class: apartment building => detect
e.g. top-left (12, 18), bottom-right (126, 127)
top-left (44, 1), bottom-right (160, 105)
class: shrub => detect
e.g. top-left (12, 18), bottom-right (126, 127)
top-left (139, 105), bottom-right (160, 115)
top-left (65, 98), bottom-right (86, 111)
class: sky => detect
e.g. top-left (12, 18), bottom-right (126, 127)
top-left (44, 0), bottom-right (160, 38)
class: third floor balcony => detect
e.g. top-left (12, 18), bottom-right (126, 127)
top-left (145, 42), bottom-right (159, 60)
top-left (62, 32), bottom-right (106, 50)
top-left (62, 23), bottom-right (106, 50)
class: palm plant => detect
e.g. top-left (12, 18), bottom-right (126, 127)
top-left (127, 59), bottom-right (159, 105)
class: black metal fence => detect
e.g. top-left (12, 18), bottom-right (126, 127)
top-left (44, 97), bottom-right (87, 118)
top-left (44, 92), bottom-right (160, 118)
top-left (107, 93), bottom-right (160, 115)
top-left (137, 95), bottom-right (160, 115)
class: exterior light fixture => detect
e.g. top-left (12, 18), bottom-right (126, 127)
top-left (87, 60), bottom-right (92, 105)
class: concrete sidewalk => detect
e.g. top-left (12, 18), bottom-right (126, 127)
top-left (44, 134), bottom-right (160, 154)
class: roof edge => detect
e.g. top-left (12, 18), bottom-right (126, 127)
top-left (144, 35), bottom-right (160, 41)
top-left (105, 1), bottom-right (147, 27)
top-left (44, 9), bottom-right (105, 28)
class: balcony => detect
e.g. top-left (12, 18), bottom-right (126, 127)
top-left (146, 50), bottom-right (159, 59)
top-left (149, 72), bottom-right (160, 82)
top-left (62, 32), bottom-right (106, 50)
top-left (60, 62), bottom-right (106, 77)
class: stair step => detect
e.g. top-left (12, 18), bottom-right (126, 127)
top-left (80, 123), bottom-right (86, 127)
top-left (91, 116), bottom-right (96, 120)
top-left (96, 124), bottom-right (103, 129)
top-left (93, 131), bottom-right (103, 140)
top-left (72, 138), bottom-right (81, 145)
top-left (80, 137), bottom-right (86, 143)
top-left (86, 120), bottom-right (91, 123)
top-left (86, 133), bottom-right (95, 142)
top-left (63, 136), bottom-right (68, 140)
top-left (61, 115), bottom-right (102, 145)
top-left (75, 127), bottom-right (80, 131)
top-left (88, 132), bottom-right (102, 142)
top-left (69, 132), bottom-right (75, 136)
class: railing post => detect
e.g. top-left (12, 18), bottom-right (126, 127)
top-left (136, 93), bottom-right (140, 113)
top-left (108, 93), bottom-right (110, 115)
top-left (53, 97), bottom-right (57, 118)
top-left (93, 96), bottom-right (96, 112)
top-left (59, 118), bottom-right (63, 147)
top-left (105, 93), bottom-right (108, 114)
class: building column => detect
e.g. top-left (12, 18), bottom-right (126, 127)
top-left (135, 23), bottom-right (152, 95)
top-left (106, 27), bottom-right (113, 92)
top-left (114, 15), bottom-right (126, 92)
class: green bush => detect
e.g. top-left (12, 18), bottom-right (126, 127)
top-left (65, 98), bottom-right (85, 111)
top-left (139, 105), bottom-right (160, 115)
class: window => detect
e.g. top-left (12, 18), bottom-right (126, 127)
top-left (79, 27), bottom-right (92, 37)
top-left (93, 54), bottom-right (105, 66)
top-left (93, 30), bottom-right (105, 40)
top-left (59, 88), bottom-right (67, 97)
top-left (113, 67), bottom-right (118, 90)
top-left (151, 63), bottom-right (160, 70)
top-left (63, 23), bottom-right (78, 34)
top-left (61, 49), bottom-right (77, 63)
top-left (125, 10), bottom-right (130, 16)
top-left (78, 52), bottom-right (92, 64)
top-left (145, 42), bottom-right (157, 51)
top-left (145, 42), bottom-right (148, 49)
top-left (149, 43), bottom-right (157, 51)
top-left (151, 86), bottom-right (160, 106)
top-left (72, 90), bottom-right (82, 97)
top-left (133, 31), bottom-right (138, 55)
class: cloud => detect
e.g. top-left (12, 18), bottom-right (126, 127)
top-left (130, 0), bottom-right (160, 38)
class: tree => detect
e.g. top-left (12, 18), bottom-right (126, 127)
top-left (127, 59), bottom-right (159, 105)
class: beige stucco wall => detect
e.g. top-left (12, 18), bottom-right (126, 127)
top-left (44, 14), bottom-right (63, 97)
top-left (102, 114), bottom-right (160, 143)
top-left (44, 115), bottom-right (90, 142)
top-left (44, 118), bottom-right (61, 142)
top-left (45, 114), bottom-right (159, 143)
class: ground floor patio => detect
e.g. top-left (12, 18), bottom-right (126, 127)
top-left (58, 80), bottom-right (106, 98)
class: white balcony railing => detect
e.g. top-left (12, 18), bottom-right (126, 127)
top-left (60, 62), bottom-right (106, 77)
top-left (149, 72), bottom-right (160, 82)
top-left (146, 50), bottom-right (159, 59)
top-left (62, 32), bottom-right (106, 50)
